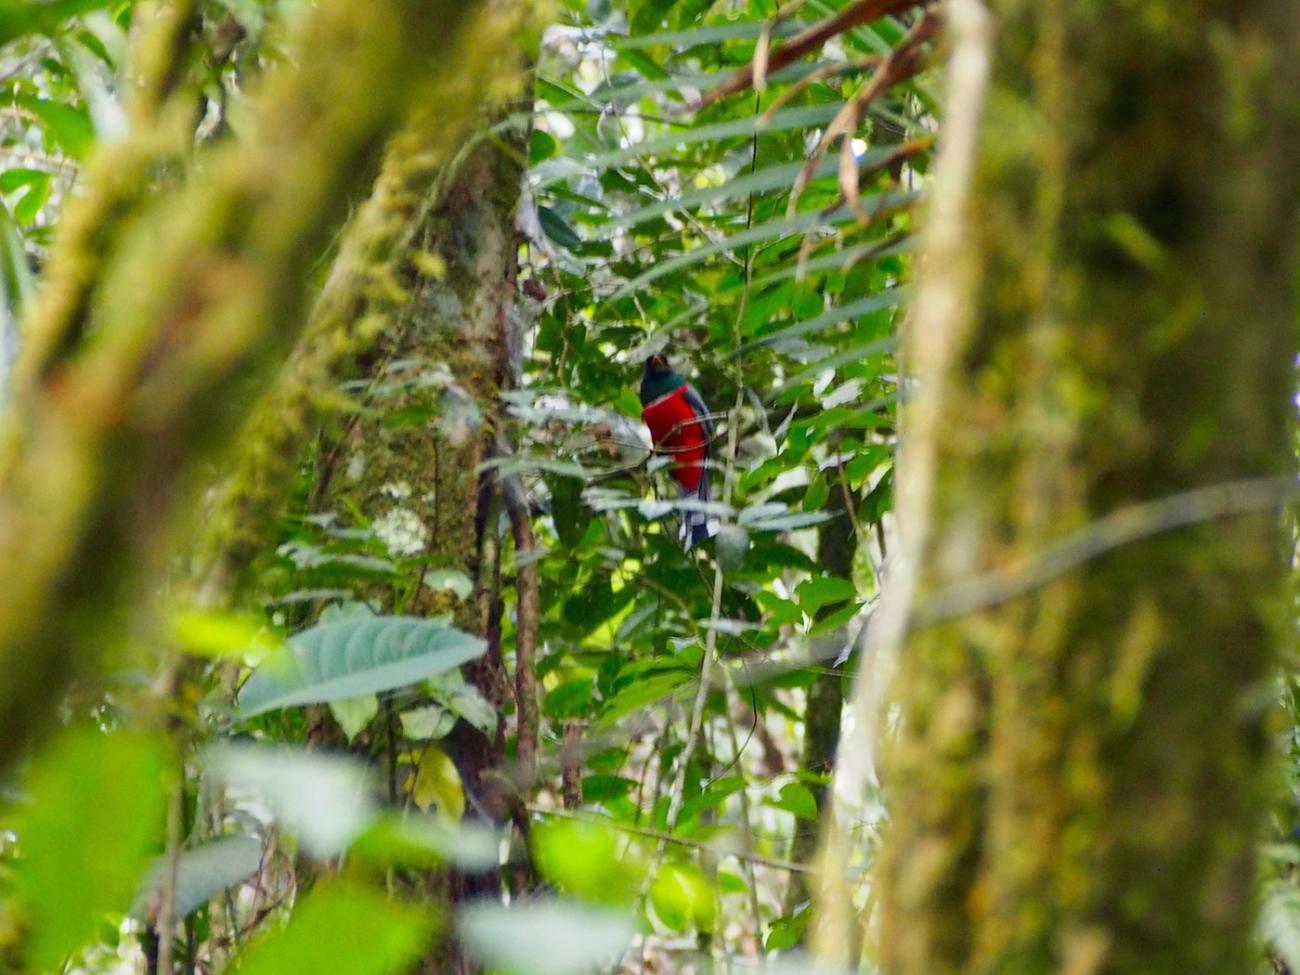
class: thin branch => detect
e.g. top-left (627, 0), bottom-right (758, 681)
top-left (913, 474), bottom-right (1300, 627)
top-left (789, 9), bottom-right (941, 220)
top-left (501, 469), bottom-right (540, 790)
top-left (692, 0), bottom-right (924, 110)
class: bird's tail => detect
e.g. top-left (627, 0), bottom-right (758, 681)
top-left (681, 474), bottom-right (719, 552)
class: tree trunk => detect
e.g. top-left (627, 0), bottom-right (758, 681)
top-left (875, 2), bottom-right (1300, 974)
top-left (0, 0), bottom-right (482, 770)
top-left (312, 125), bottom-right (527, 967)
top-left (789, 470), bottom-right (856, 909)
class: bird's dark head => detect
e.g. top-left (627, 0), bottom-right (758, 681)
top-left (640, 352), bottom-right (682, 404)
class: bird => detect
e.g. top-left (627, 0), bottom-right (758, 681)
top-left (640, 353), bottom-right (717, 550)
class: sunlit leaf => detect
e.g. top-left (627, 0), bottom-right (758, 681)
top-left (236, 615), bottom-right (486, 717)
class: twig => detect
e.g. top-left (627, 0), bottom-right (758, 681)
top-left (501, 469), bottom-right (540, 789)
top-left (788, 9), bottom-right (941, 221)
top-left (692, 0), bottom-right (924, 110)
top-left (562, 722), bottom-right (584, 809)
top-left (154, 767), bottom-right (184, 975)
top-left (913, 474), bottom-right (1300, 627)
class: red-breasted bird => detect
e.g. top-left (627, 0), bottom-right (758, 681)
top-left (640, 353), bottom-right (717, 549)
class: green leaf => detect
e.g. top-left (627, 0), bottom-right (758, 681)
top-left (747, 289), bottom-right (907, 351)
top-left (350, 814), bottom-right (500, 871)
top-left (236, 615), bottom-right (486, 717)
top-left (795, 576), bottom-right (857, 616)
top-left (401, 703), bottom-right (457, 740)
top-left (530, 129), bottom-right (558, 163)
top-left (16, 727), bottom-right (166, 972)
top-left (581, 774), bottom-right (637, 802)
top-left (458, 899), bottom-right (635, 975)
top-left (0, 0), bottom-right (119, 49)
top-left (597, 669), bottom-right (693, 724)
top-left (133, 837), bottom-right (263, 921)
top-left (422, 567), bottom-right (473, 600)
top-left (12, 93), bottom-right (94, 159)
top-left (330, 694), bottom-right (379, 741)
top-left (765, 907), bottom-right (811, 950)
top-left (650, 860), bottom-right (717, 932)
top-left (538, 205), bottom-right (583, 250)
top-left (235, 880), bottom-right (433, 975)
top-left (614, 18), bottom-right (805, 50)
top-left (532, 818), bottom-right (646, 903)
top-left (769, 781), bottom-right (819, 821)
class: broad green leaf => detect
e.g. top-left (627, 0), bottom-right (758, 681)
top-left (170, 608), bottom-right (279, 659)
top-left (0, 0), bottom-right (119, 48)
top-left (235, 880), bottom-right (432, 975)
top-left (597, 669), bottom-right (693, 724)
top-left (770, 782), bottom-right (819, 821)
top-left (581, 774), bottom-right (636, 802)
top-left (649, 860), bottom-right (716, 932)
top-left (422, 567), bottom-right (473, 600)
top-left (532, 818), bottom-right (646, 904)
top-left (796, 576), bottom-right (857, 616)
top-left (236, 615), bottom-right (486, 717)
top-left (207, 745), bottom-right (375, 857)
top-left (538, 205), bottom-right (583, 249)
top-left (458, 899), bottom-right (635, 975)
top-left (330, 694), bottom-right (379, 741)
top-left (15, 728), bottom-right (166, 972)
top-left (133, 837), bottom-right (263, 921)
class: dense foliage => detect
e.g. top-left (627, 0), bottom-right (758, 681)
top-left (0, 1), bottom-right (1295, 975)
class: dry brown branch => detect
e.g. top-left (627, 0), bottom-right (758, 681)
top-left (692, 0), bottom-right (924, 110)
top-left (789, 9), bottom-right (941, 220)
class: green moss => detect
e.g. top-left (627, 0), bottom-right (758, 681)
top-left (875, 2), bottom-right (1300, 973)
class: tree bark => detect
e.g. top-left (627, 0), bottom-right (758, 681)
top-left (875, 2), bottom-right (1300, 974)
top-left (0, 0), bottom-right (480, 768)
top-left (311, 123), bottom-right (528, 968)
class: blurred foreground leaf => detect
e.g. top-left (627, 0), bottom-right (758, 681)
top-left (208, 744), bottom-right (375, 856)
top-left (235, 880), bottom-right (433, 975)
top-left (457, 899), bottom-right (634, 975)
top-left (15, 727), bottom-right (166, 971)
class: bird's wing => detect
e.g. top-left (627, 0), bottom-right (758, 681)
top-left (681, 384), bottom-right (714, 443)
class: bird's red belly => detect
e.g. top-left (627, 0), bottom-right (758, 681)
top-left (643, 388), bottom-right (706, 490)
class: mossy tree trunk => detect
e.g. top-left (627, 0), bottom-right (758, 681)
top-left (875, 2), bottom-right (1300, 974)
top-left (0, 0), bottom-right (482, 769)
top-left (313, 125), bottom-right (528, 904)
